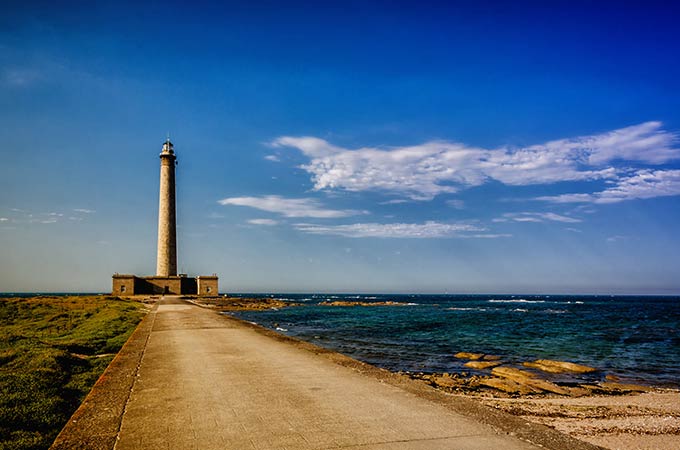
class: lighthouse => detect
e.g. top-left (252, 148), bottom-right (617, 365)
top-left (111, 138), bottom-right (218, 296)
top-left (156, 138), bottom-right (177, 277)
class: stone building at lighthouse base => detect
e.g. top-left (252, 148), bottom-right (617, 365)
top-left (112, 274), bottom-right (218, 296)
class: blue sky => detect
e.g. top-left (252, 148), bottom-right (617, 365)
top-left (1, 1), bottom-right (680, 293)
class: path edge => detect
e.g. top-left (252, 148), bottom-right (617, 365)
top-left (49, 302), bottom-right (157, 450)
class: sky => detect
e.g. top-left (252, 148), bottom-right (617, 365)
top-left (1, 0), bottom-right (680, 294)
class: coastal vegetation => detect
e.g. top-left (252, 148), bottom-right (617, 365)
top-left (0, 295), bottom-right (145, 450)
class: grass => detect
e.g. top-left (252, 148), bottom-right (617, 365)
top-left (0, 295), bottom-right (145, 450)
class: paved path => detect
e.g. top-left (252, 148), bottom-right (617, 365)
top-left (111, 298), bottom-right (545, 450)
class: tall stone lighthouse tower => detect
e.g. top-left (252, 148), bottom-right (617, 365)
top-left (156, 138), bottom-right (177, 277)
top-left (111, 138), bottom-right (218, 296)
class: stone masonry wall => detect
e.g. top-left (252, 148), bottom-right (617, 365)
top-left (197, 276), bottom-right (219, 296)
top-left (156, 152), bottom-right (177, 276)
top-left (112, 275), bottom-right (135, 295)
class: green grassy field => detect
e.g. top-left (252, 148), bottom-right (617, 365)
top-left (0, 295), bottom-right (145, 450)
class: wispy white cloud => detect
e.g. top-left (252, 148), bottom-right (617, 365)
top-left (273, 138), bottom-right (483, 200)
top-left (1, 67), bottom-right (44, 87)
top-left (493, 212), bottom-right (582, 223)
top-left (0, 208), bottom-right (86, 225)
top-left (571, 205), bottom-right (598, 214)
top-left (247, 218), bottom-right (279, 226)
top-left (606, 235), bottom-right (632, 242)
top-left (293, 221), bottom-right (490, 238)
top-left (379, 199), bottom-right (410, 205)
top-left (538, 193), bottom-right (593, 203)
top-left (463, 233), bottom-right (513, 239)
top-left (218, 195), bottom-right (366, 218)
top-left (537, 169), bottom-right (680, 204)
top-left (0, 208), bottom-right (95, 225)
top-left (272, 122), bottom-right (679, 200)
top-left (446, 199), bottom-right (465, 209)
top-left (581, 121), bottom-right (679, 164)
top-left (264, 154), bottom-right (280, 162)
top-left (2, 208), bottom-right (95, 225)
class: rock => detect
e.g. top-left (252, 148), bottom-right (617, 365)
top-left (605, 374), bottom-right (620, 381)
top-left (522, 361), bottom-right (562, 373)
top-left (566, 386), bottom-right (592, 397)
top-left (490, 366), bottom-right (573, 395)
top-left (491, 367), bottom-right (569, 395)
top-left (454, 352), bottom-right (484, 360)
top-left (319, 301), bottom-right (410, 307)
top-left (480, 377), bottom-right (539, 395)
top-left (523, 359), bottom-right (597, 374)
top-left (213, 297), bottom-right (301, 311)
top-left (598, 382), bottom-right (653, 393)
top-left (431, 374), bottom-right (457, 388)
top-left (579, 384), bottom-right (605, 392)
top-left (465, 375), bottom-right (482, 388)
top-left (523, 378), bottom-right (570, 395)
top-left (491, 366), bottom-right (537, 381)
top-left (482, 355), bottom-right (501, 361)
top-left (464, 360), bottom-right (503, 370)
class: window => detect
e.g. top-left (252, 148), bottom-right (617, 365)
top-left (206, 286), bottom-right (212, 293)
top-left (120, 285), bottom-right (126, 293)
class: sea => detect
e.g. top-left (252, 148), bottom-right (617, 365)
top-left (227, 293), bottom-right (680, 388)
top-left (4, 292), bottom-right (679, 388)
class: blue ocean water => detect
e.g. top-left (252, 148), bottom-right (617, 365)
top-left (230, 294), bottom-right (680, 387)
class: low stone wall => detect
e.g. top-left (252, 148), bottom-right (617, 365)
top-left (49, 303), bottom-right (157, 450)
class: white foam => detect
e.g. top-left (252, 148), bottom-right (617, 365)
top-left (544, 309), bottom-right (567, 314)
top-left (489, 299), bottom-right (545, 304)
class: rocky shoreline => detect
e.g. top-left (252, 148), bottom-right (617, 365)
top-left (404, 352), bottom-right (655, 398)
top-left (187, 296), bottom-right (300, 311)
top-left (319, 300), bottom-right (413, 307)
top-left (189, 296), bottom-right (416, 310)
top-left (400, 352), bottom-right (680, 449)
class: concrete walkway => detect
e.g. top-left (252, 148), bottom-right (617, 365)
top-left (53, 298), bottom-right (600, 450)
top-left (116, 298), bottom-right (536, 450)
